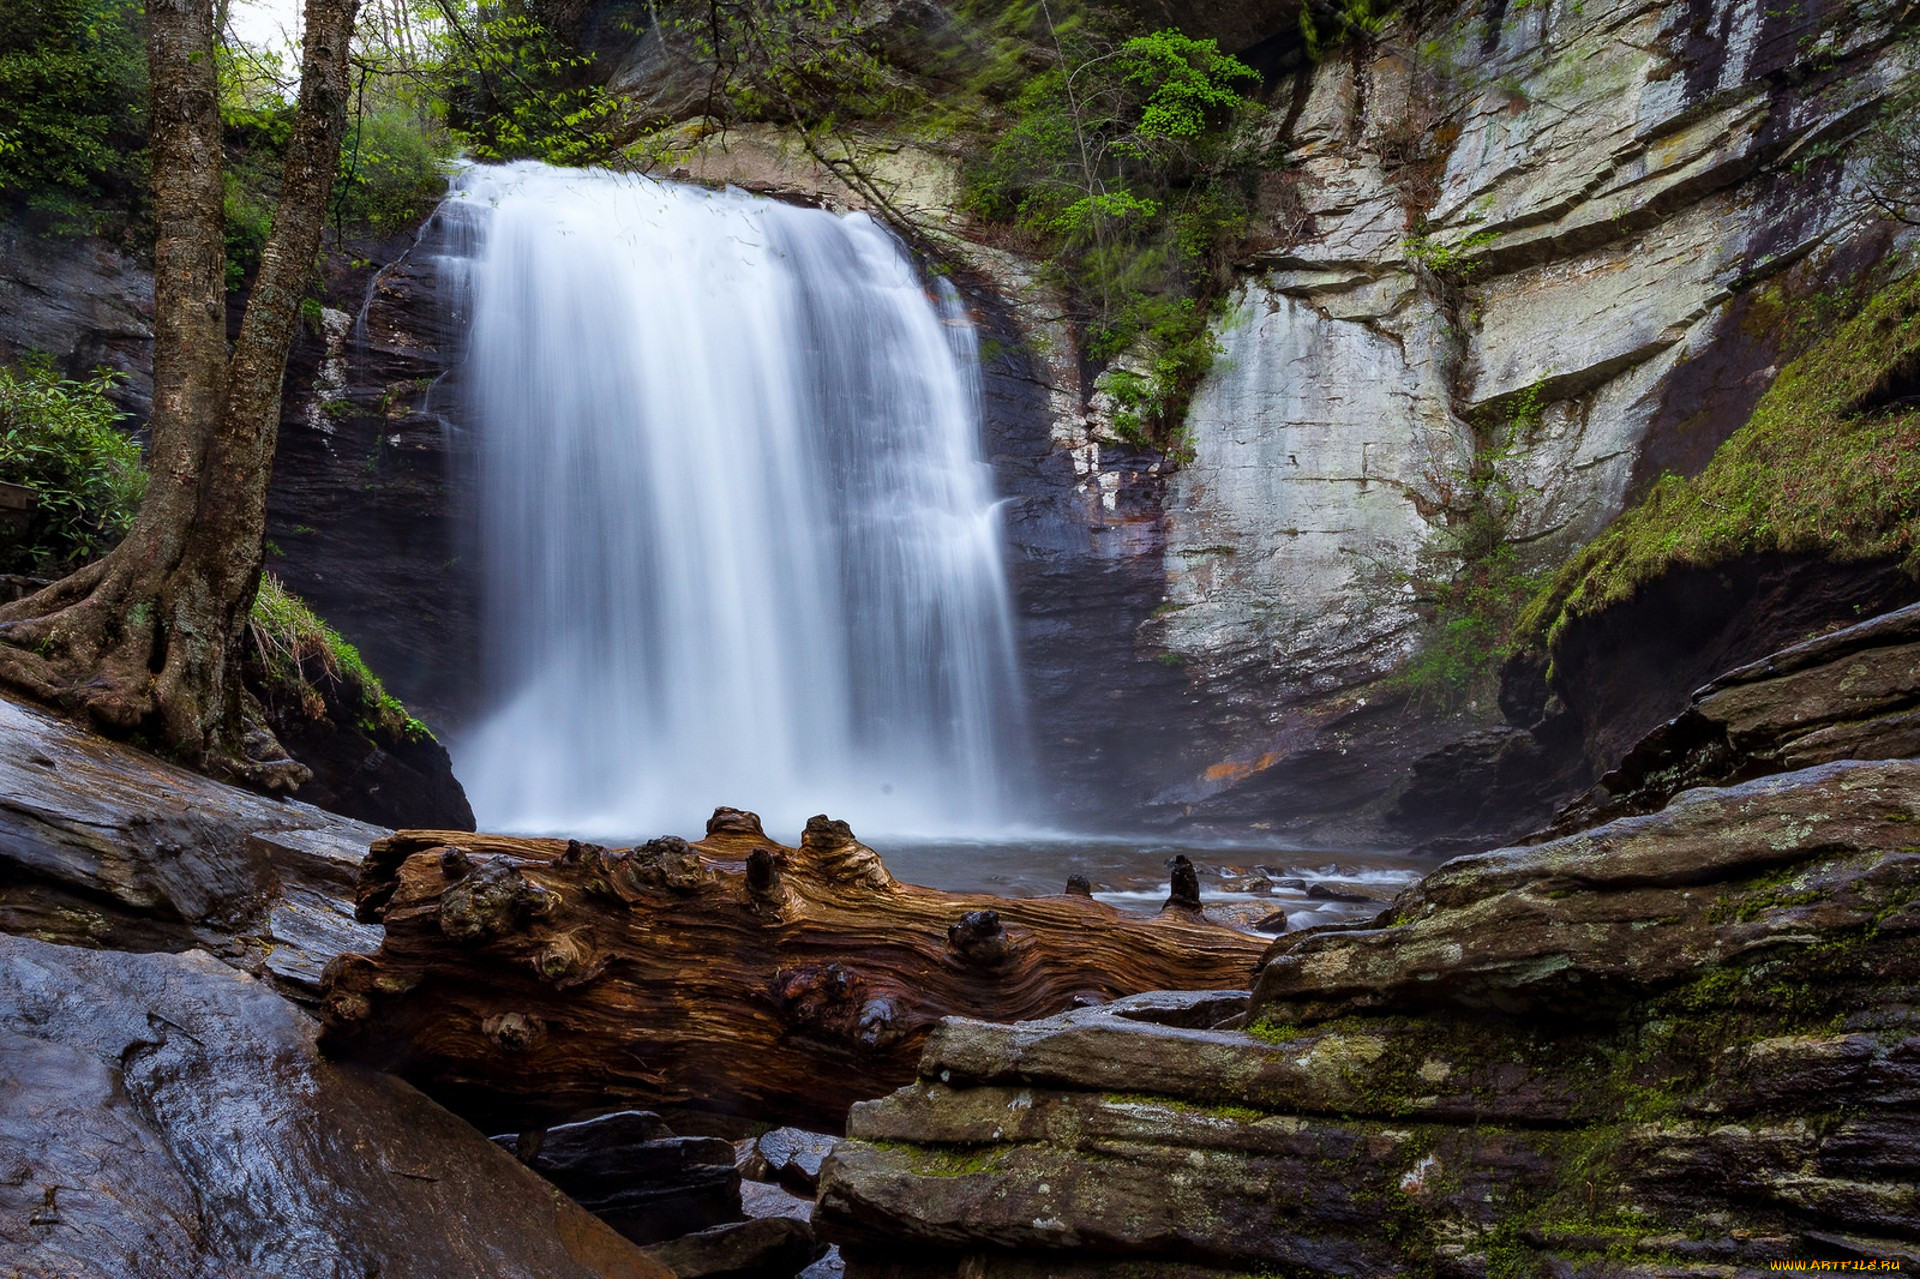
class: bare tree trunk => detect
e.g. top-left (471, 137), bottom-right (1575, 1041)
top-left (0, 0), bottom-right (361, 788)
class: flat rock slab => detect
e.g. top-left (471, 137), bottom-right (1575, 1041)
top-left (0, 933), bottom-right (668, 1279)
top-left (0, 694), bottom-right (385, 998)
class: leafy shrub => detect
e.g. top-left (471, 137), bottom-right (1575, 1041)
top-left (435, 4), bottom-right (625, 165)
top-left (334, 106), bottom-right (451, 236)
top-left (0, 357), bottom-right (144, 575)
top-left (0, 0), bottom-right (147, 232)
top-left (960, 18), bottom-right (1261, 441)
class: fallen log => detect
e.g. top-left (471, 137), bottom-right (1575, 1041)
top-left (321, 809), bottom-right (1268, 1131)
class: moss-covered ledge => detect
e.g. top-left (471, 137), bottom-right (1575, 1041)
top-left (1515, 269), bottom-right (1920, 671)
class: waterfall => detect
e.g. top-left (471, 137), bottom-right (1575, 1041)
top-left (438, 162), bottom-right (1031, 839)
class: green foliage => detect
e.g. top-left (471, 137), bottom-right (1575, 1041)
top-left (214, 25), bottom-right (455, 288)
top-left (0, 356), bottom-right (144, 575)
top-left (671, 0), bottom-right (899, 130)
top-left (1404, 225), bottom-right (1498, 280)
top-left (1391, 384), bottom-right (1550, 706)
top-left (1514, 268), bottom-right (1920, 664)
top-left (0, 0), bottom-right (147, 232)
top-left (248, 572), bottom-right (431, 742)
top-left (435, 3), bottom-right (627, 165)
top-left (334, 105), bottom-right (453, 235)
top-left (960, 12), bottom-right (1261, 442)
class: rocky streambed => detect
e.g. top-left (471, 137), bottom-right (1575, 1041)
top-left (1, 603), bottom-right (1917, 1277)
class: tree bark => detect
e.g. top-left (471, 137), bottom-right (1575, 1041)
top-left (322, 810), bottom-right (1270, 1132)
top-left (0, 0), bottom-right (361, 787)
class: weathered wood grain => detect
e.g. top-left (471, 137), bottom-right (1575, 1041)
top-left (321, 808), bottom-right (1267, 1131)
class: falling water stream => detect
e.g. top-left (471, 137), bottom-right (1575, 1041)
top-left (439, 162), bottom-right (1031, 840)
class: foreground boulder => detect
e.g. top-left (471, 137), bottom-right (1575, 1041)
top-left (0, 933), bottom-right (668, 1278)
top-left (0, 692), bottom-right (383, 999)
top-left (821, 759), bottom-right (1920, 1274)
top-left (1546, 599), bottom-right (1920, 836)
top-left (817, 623), bottom-right (1920, 1279)
top-left (500, 1110), bottom-right (745, 1245)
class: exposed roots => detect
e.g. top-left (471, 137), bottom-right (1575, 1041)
top-left (0, 558), bottom-right (309, 794)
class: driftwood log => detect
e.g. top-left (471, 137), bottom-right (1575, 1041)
top-left (320, 809), bottom-right (1269, 1131)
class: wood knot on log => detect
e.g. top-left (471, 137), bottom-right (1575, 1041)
top-left (707, 807), bottom-right (767, 839)
top-left (1165, 855), bottom-right (1202, 913)
top-left (800, 815), bottom-right (895, 892)
top-left (532, 933), bottom-right (601, 989)
top-left (947, 910), bottom-right (1011, 968)
top-left (483, 1011), bottom-right (547, 1054)
top-left (745, 847), bottom-right (789, 914)
top-left (644, 837), bottom-right (710, 891)
top-left (774, 963), bottom-right (866, 1039)
top-left (441, 859), bottom-right (555, 943)
top-left (559, 839), bottom-right (604, 867)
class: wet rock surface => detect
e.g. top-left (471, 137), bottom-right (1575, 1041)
top-left (501, 1110), bottom-right (746, 1246)
top-left (815, 612), bottom-right (1920, 1276)
top-left (643, 1218), bottom-right (821, 1279)
top-left (265, 227), bottom-right (482, 737)
top-left (0, 693), bottom-right (384, 1000)
top-left (0, 933), bottom-right (669, 1279)
top-left (756, 1127), bottom-right (844, 1195)
top-left (0, 217), bottom-right (153, 413)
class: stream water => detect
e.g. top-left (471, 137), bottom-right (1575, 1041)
top-left (439, 163), bottom-right (1030, 842)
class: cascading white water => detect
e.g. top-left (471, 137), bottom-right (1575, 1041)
top-left (439, 162), bottom-right (1031, 839)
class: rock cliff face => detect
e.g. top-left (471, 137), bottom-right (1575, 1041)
top-left (814, 602), bottom-right (1920, 1276)
top-left (0, 218), bottom-right (153, 413)
top-left (1138, 0), bottom-right (1919, 844)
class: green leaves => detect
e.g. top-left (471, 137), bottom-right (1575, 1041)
top-left (959, 12), bottom-right (1261, 443)
top-left (0, 0), bottom-right (147, 232)
top-left (0, 357), bottom-right (144, 576)
top-left (1116, 30), bottom-right (1256, 147)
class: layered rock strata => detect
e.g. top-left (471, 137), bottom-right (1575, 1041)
top-left (816, 611), bottom-right (1920, 1276)
top-left (0, 692), bottom-right (384, 999)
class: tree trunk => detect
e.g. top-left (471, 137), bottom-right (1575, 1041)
top-left (322, 810), bottom-right (1271, 1132)
top-left (0, 0), bottom-right (361, 787)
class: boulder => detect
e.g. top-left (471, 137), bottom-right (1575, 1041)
top-left (741, 1179), bottom-right (816, 1223)
top-left (0, 692), bottom-right (382, 1001)
top-left (1546, 600), bottom-right (1920, 836)
top-left (642, 1217), bottom-right (819, 1279)
top-left (503, 1112), bottom-right (745, 1247)
top-left (755, 1127), bottom-right (842, 1195)
top-left (0, 933), bottom-right (668, 1279)
top-left (814, 627), bottom-right (1920, 1276)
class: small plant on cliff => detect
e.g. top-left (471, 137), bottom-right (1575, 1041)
top-left (1393, 383), bottom-right (1551, 706)
top-left (960, 10), bottom-right (1262, 443)
top-left (248, 573), bottom-right (432, 743)
top-left (0, 357), bottom-right (144, 576)
top-left (1300, 0), bottom-right (1392, 61)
